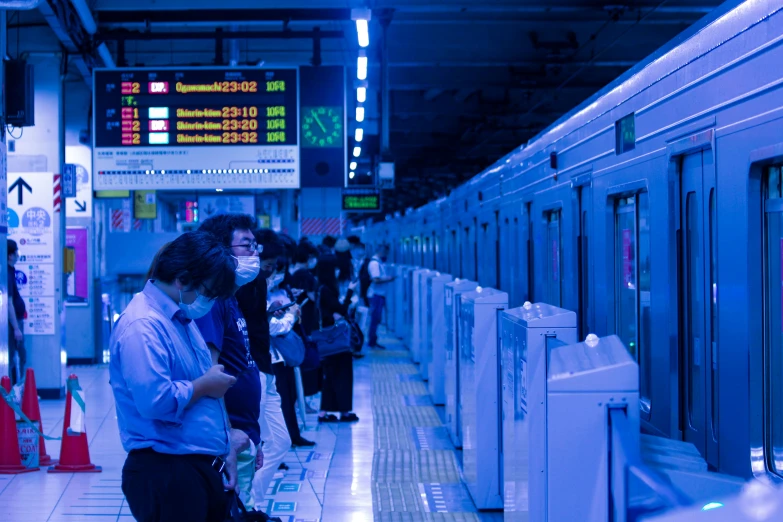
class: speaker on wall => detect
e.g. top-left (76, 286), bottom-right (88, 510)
top-left (5, 60), bottom-right (35, 127)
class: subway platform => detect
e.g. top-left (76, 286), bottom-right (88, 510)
top-left (0, 331), bottom-right (501, 522)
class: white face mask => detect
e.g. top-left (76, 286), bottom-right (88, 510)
top-left (179, 290), bottom-right (215, 320)
top-left (307, 258), bottom-right (318, 270)
top-left (234, 256), bottom-right (261, 287)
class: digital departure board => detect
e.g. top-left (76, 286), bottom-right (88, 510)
top-left (93, 68), bottom-right (300, 190)
top-left (342, 188), bottom-right (381, 212)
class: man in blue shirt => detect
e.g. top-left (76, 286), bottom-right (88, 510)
top-left (110, 231), bottom-right (240, 522)
top-left (197, 214), bottom-right (266, 509)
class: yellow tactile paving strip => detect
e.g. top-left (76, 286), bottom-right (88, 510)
top-left (372, 380), bottom-right (430, 396)
top-left (373, 405), bottom-right (444, 427)
top-left (375, 426), bottom-right (417, 450)
top-left (370, 336), bottom-right (488, 521)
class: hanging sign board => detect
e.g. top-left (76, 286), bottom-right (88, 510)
top-left (198, 195), bottom-right (255, 219)
top-left (8, 172), bottom-right (56, 335)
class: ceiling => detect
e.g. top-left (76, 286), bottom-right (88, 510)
top-left (13, 0), bottom-right (727, 214)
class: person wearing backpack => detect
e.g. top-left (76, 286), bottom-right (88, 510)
top-left (367, 244), bottom-right (394, 349)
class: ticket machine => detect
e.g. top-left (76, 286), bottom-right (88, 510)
top-left (460, 287), bottom-right (508, 509)
top-left (445, 279), bottom-right (478, 448)
top-left (427, 273), bottom-right (454, 403)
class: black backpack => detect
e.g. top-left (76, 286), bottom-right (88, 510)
top-left (358, 257), bottom-right (372, 299)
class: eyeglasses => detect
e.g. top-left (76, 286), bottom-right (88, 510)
top-left (231, 241), bottom-right (262, 253)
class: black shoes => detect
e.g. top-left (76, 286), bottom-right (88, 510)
top-left (340, 413), bottom-right (359, 423)
top-left (292, 437), bottom-right (316, 447)
top-left (278, 462), bottom-right (289, 471)
top-left (318, 414), bottom-right (338, 423)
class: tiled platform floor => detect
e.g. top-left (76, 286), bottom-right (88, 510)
top-left (0, 330), bottom-right (500, 521)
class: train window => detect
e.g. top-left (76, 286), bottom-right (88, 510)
top-left (614, 192), bottom-right (652, 414)
top-left (545, 210), bottom-right (563, 307)
top-left (526, 203), bottom-right (534, 302)
top-left (764, 166), bottom-right (783, 475)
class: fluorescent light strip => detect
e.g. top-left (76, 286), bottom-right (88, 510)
top-left (356, 19), bottom-right (369, 48)
top-left (355, 128), bottom-right (364, 142)
top-left (357, 56), bottom-right (368, 80)
top-left (357, 87), bottom-right (366, 103)
top-left (356, 107), bottom-right (365, 122)
top-left (353, 146), bottom-right (361, 157)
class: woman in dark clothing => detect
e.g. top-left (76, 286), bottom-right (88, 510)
top-left (315, 256), bottom-right (359, 423)
top-left (289, 241), bottom-right (321, 398)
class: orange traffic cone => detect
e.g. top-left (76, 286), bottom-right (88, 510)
top-left (21, 368), bottom-right (56, 466)
top-left (48, 374), bottom-right (101, 473)
top-left (0, 376), bottom-right (37, 474)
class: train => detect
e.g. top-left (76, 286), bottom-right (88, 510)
top-left (361, 0), bottom-right (783, 481)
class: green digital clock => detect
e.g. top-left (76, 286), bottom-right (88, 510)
top-left (301, 106), bottom-right (343, 148)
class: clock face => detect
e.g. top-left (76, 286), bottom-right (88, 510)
top-left (301, 106), bottom-right (343, 148)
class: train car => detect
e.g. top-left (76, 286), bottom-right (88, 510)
top-left (365, 0), bottom-right (783, 479)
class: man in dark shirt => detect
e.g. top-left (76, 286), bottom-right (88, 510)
top-left (234, 228), bottom-right (293, 509)
top-left (8, 240), bottom-right (25, 384)
top-left (196, 214), bottom-right (264, 508)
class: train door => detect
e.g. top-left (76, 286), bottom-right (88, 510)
top-left (533, 184), bottom-right (579, 316)
top-left (577, 185), bottom-right (592, 339)
top-left (433, 231), bottom-right (440, 271)
top-left (525, 202), bottom-right (534, 302)
top-left (678, 150), bottom-right (718, 465)
top-left (544, 210), bottom-right (563, 307)
top-left (424, 235), bottom-right (432, 268)
top-left (764, 164), bottom-right (783, 477)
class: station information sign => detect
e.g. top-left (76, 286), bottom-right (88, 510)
top-left (342, 188), bottom-right (381, 212)
top-left (93, 68), bottom-right (299, 190)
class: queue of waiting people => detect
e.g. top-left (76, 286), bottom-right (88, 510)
top-left (107, 214), bottom-right (392, 522)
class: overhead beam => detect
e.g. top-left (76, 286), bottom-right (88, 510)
top-left (95, 8), bottom-right (351, 24)
top-left (37, 0), bottom-right (98, 85)
top-left (96, 29), bottom-right (343, 41)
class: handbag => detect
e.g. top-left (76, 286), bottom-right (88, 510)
top-left (295, 322), bottom-right (320, 371)
top-left (270, 330), bottom-right (305, 367)
top-left (310, 286), bottom-right (353, 360)
top-left (346, 316), bottom-right (364, 353)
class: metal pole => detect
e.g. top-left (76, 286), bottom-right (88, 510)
top-left (294, 367), bottom-right (308, 431)
top-left (380, 17), bottom-right (390, 154)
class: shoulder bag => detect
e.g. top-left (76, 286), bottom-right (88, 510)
top-left (269, 330), bottom-right (305, 367)
top-left (309, 286), bottom-right (352, 360)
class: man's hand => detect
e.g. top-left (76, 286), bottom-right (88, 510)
top-left (230, 428), bottom-right (250, 454)
top-left (255, 446), bottom-right (264, 471)
top-left (348, 280), bottom-right (359, 291)
top-left (223, 442), bottom-right (238, 491)
top-left (13, 327), bottom-right (23, 342)
top-left (191, 365), bottom-right (237, 404)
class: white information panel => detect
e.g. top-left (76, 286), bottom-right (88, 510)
top-left (8, 172), bottom-right (56, 335)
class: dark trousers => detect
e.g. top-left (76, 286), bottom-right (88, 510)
top-left (8, 322), bottom-right (25, 386)
top-left (273, 362), bottom-right (302, 442)
top-left (321, 351), bottom-right (354, 413)
top-left (368, 294), bottom-right (386, 346)
top-left (122, 449), bottom-right (228, 522)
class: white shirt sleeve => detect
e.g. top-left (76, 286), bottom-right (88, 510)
top-left (368, 259), bottom-right (381, 279)
top-left (269, 311), bottom-right (295, 336)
